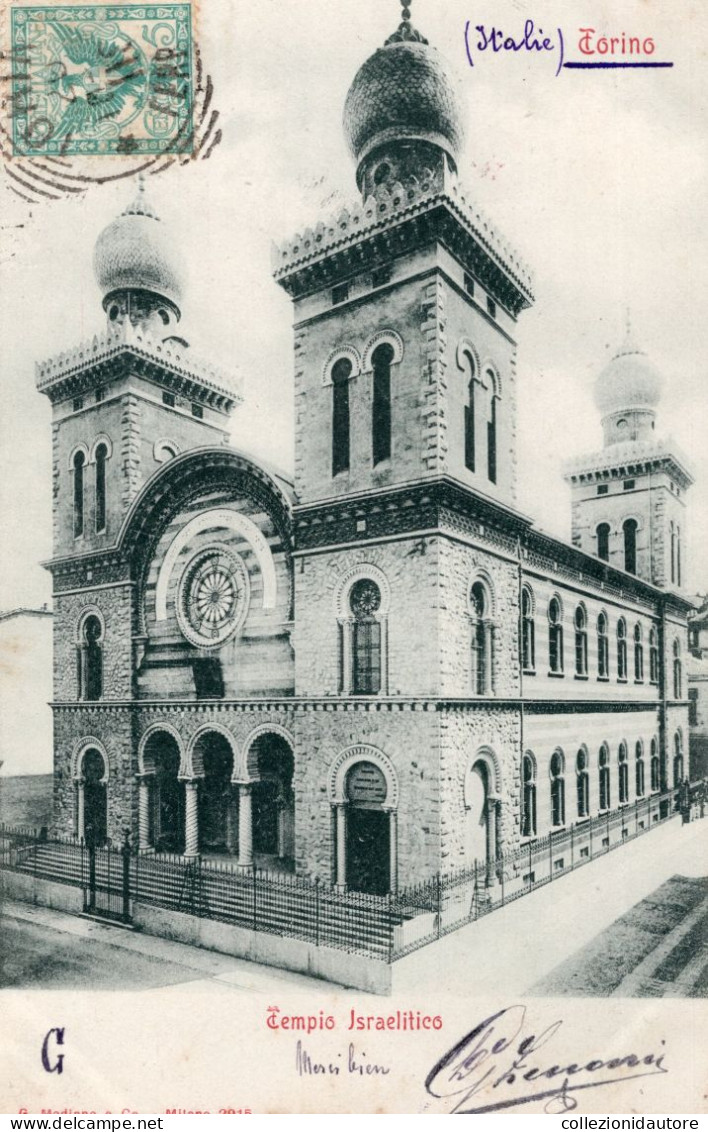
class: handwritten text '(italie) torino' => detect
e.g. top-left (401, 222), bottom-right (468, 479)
top-left (464, 20), bottom-right (668, 77)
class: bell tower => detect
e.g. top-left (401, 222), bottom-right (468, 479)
top-left (565, 323), bottom-right (694, 589)
top-left (273, 0), bottom-right (533, 512)
top-left (36, 180), bottom-right (241, 561)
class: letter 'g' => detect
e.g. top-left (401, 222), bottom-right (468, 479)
top-left (41, 1028), bottom-right (65, 1074)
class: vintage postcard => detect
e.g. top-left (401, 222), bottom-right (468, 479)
top-left (0, 0), bottom-right (706, 1116)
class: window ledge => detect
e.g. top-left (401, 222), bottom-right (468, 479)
top-left (574, 673), bottom-right (589, 681)
top-left (575, 815), bottom-right (590, 824)
top-left (522, 667), bottom-right (536, 676)
top-left (597, 675), bottom-right (610, 682)
top-left (548, 671), bottom-right (565, 679)
top-left (618, 677), bottom-right (628, 684)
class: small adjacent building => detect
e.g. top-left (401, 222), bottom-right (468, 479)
top-left (0, 607), bottom-right (53, 778)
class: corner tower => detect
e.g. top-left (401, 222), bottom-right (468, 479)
top-left (565, 326), bottom-right (694, 589)
top-left (37, 181), bottom-right (241, 562)
top-left (273, 1), bottom-right (533, 511)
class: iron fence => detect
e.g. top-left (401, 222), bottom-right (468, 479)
top-left (0, 787), bottom-right (683, 962)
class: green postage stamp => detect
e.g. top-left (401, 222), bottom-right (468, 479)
top-left (11, 3), bottom-right (193, 156)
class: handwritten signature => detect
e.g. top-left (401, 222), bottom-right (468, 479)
top-left (425, 1006), bottom-right (667, 1114)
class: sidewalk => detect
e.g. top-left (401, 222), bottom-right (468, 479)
top-left (393, 813), bottom-right (708, 997)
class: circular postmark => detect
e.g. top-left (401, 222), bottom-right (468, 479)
top-left (0, 2), bottom-right (222, 202)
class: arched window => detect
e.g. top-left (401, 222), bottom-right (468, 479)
top-left (623, 518), bottom-right (638, 575)
top-left (73, 450), bottom-right (85, 538)
top-left (95, 442), bottom-right (108, 533)
top-left (676, 524), bottom-right (682, 586)
top-left (470, 581), bottom-right (493, 695)
top-left (77, 615), bottom-right (103, 701)
top-left (618, 742), bottom-right (629, 804)
top-left (596, 522), bottom-right (610, 562)
top-left (331, 357), bottom-right (352, 476)
top-left (550, 751), bottom-right (565, 827)
top-left (650, 738), bottom-right (660, 792)
top-left (463, 354), bottom-right (476, 472)
top-left (350, 579), bottom-right (382, 695)
top-left (599, 744), bottom-right (611, 811)
top-left (576, 749), bottom-right (589, 818)
top-left (673, 638), bottom-right (682, 699)
top-left (597, 612), bottom-right (609, 678)
top-left (521, 753), bottom-right (537, 838)
top-left (521, 587), bottom-right (535, 672)
top-left (371, 342), bottom-right (393, 466)
top-left (548, 597), bottom-right (564, 675)
top-left (487, 389), bottom-right (497, 484)
top-left (633, 623), bottom-right (644, 682)
top-left (635, 740), bottom-right (645, 797)
top-left (649, 626), bottom-right (659, 684)
top-left (673, 731), bottom-right (684, 787)
top-left (670, 521), bottom-right (676, 583)
top-left (574, 605), bottom-right (588, 676)
top-left (617, 618), bottom-right (627, 681)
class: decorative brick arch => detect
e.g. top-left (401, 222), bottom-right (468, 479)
top-left (322, 345), bottom-right (362, 387)
top-left (187, 723), bottom-right (239, 780)
top-left (463, 745), bottom-right (502, 799)
top-left (241, 723), bottom-right (295, 782)
top-left (89, 434), bottom-right (114, 463)
top-left (480, 359), bottom-right (502, 400)
top-left (362, 329), bottom-right (404, 373)
top-left (153, 438), bottom-right (180, 463)
top-left (328, 744), bottom-right (398, 809)
top-left (138, 722), bottom-right (187, 777)
top-left (67, 442), bottom-right (90, 469)
top-left (456, 338), bottom-right (481, 380)
top-left (74, 605), bottom-right (105, 645)
top-left (71, 737), bottom-right (109, 783)
top-left (334, 562), bottom-right (391, 619)
top-left (467, 570), bottom-right (496, 619)
top-left (154, 507), bottom-right (277, 621)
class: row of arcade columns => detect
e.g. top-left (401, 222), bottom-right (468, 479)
top-left (136, 774), bottom-right (256, 866)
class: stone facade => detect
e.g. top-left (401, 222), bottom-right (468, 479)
top-left (36, 11), bottom-right (695, 914)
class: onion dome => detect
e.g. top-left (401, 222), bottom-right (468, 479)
top-left (93, 179), bottom-right (184, 315)
top-left (343, 8), bottom-right (464, 177)
top-left (594, 329), bottom-right (664, 417)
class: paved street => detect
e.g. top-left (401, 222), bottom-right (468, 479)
top-left (0, 814), bottom-right (705, 996)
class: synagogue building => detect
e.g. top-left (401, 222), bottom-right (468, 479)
top-left (38, 7), bottom-right (693, 898)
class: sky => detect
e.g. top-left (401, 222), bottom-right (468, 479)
top-left (0, 0), bottom-right (706, 608)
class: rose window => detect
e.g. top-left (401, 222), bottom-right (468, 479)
top-left (176, 546), bottom-right (249, 647)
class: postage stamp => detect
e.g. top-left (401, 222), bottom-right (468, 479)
top-left (10, 3), bottom-right (193, 156)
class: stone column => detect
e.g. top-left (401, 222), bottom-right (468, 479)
top-left (484, 623), bottom-right (495, 695)
top-left (335, 804), bottom-right (347, 889)
top-left (340, 619), bottom-right (353, 694)
top-left (238, 784), bottom-right (253, 868)
top-left (485, 795), bottom-right (499, 887)
top-left (183, 780), bottom-right (199, 857)
top-left (388, 810), bottom-right (397, 893)
top-left (137, 775), bottom-right (151, 850)
top-left (76, 778), bottom-right (86, 842)
top-left (379, 618), bottom-right (389, 695)
top-left (225, 787), bottom-right (236, 855)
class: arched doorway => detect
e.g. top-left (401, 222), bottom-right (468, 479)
top-left (194, 732), bottom-right (236, 853)
top-left (83, 748), bottom-right (107, 847)
top-left (251, 733), bottom-right (295, 862)
top-left (464, 757), bottom-right (498, 884)
top-left (344, 761), bottom-right (390, 895)
top-left (145, 731), bottom-right (184, 853)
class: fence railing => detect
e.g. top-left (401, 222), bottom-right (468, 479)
top-left (0, 787), bottom-right (683, 962)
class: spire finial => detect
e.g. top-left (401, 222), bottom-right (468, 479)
top-left (386, 0), bottom-right (428, 44)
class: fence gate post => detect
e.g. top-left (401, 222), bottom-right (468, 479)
top-left (121, 833), bottom-right (131, 924)
top-left (570, 823), bottom-right (574, 870)
top-left (87, 838), bottom-right (96, 912)
top-left (437, 873), bottom-right (442, 937)
top-left (388, 892), bottom-right (393, 964)
top-left (252, 862), bottom-right (257, 932)
top-left (315, 878), bottom-right (320, 948)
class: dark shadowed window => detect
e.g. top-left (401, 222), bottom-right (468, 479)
top-left (617, 618), bottom-right (627, 681)
top-left (599, 744), bottom-right (611, 811)
top-left (95, 443), bottom-right (108, 533)
top-left (550, 750), bottom-right (565, 826)
top-left (574, 605), bottom-right (588, 676)
top-left (596, 522), bottom-right (610, 561)
top-left (464, 354), bottom-right (476, 473)
top-left (372, 343), bottom-right (393, 466)
top-left (623, 518), bottom-right (638, 574)
top-left (576, 749), bottom-right (589, 818)
top-left (521, 753), bottom-right (536, 838)
top-left (597, 612), bottom-right (609, 678)
top-left (618, 742), bottom-right (629, 803)
top-left (332, 357), bottom-right (352, 476)
top-left (73, 450), bottom-right (85, 538)
top-left (521, 587), bottom-right (535, 672)
top-left (350, 579), bottom-right (382, 695)
top-left (548, 597), bottom-right (563, 675)
top-left (487, 392), bottom-right (497, 484)
top-left (635, 741), bottom-right (645, 797)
